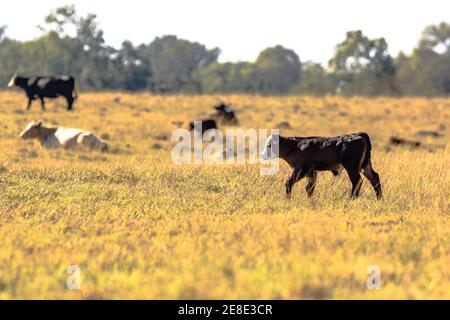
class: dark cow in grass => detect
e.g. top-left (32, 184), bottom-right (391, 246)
top-left (214, 103), bottom-right (239, 124)
top-left (261, 132), bottom-right (382, 199)
top-left (8, 75), bottom-right (77, 111)
top-left (189, 119), bottom-right (218, 135)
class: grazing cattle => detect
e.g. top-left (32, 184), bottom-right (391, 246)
top-left (214, 103), bottom-right (239, 124)
top-left (415, 130), bottom-right (443, 138)
top-left (189, 119), bottom-right (218, 135)
top-left (8, 75), bottom-right (77, 111)
top-left (20, 121), bottom-right (108, 151)
top-left (261, 132), bottom-right (382, 199)
top-left (390, 136), bottom-right (421, 148)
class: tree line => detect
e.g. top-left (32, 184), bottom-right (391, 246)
top-left (0, 5), bottom-right (449, 96)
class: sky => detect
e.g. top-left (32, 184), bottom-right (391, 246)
top-left (0, 0), bottom-right (449, 65)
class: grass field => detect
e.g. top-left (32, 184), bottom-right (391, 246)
top-left (0, 92), bottom-right (448, 299)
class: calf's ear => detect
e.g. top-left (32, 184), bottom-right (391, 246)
top-left (36, 121), bottom-right (42, 127)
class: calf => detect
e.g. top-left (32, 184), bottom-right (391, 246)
top-left (8, 74), bottom-right (77, 111)
top-left (261, 133), bottom-right (382, 199)
top-left (189, 119), bottom-right (218, 135)
top-left (214, 103), bottom-right (239, 124)
top-left (20, 121), bottom-right (108, 152)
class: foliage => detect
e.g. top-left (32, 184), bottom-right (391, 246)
top-left (290, 62), bottom-right (336, 95)
top-left (396, 22), bottom-right (450, 96)
top-left (0, 6), bottom-right (449, 96)
top-left (255, 45), bottom-right (302, 93)
top-left (329, 31), bottom-right (397, 96)
top-left (195, 62), bottom-right (261, 93)
top-left (147, 35), bottom-right (219, 93)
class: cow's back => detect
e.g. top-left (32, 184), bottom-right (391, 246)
top-left (293, 134), bottom-right (367, 170)
top-left (35, 76), bottom-right (75, 96)
top-left (54, 128), bottom-right (85, 147)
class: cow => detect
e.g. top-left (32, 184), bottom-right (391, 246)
top-left (390, 136), bottom-right (421, 148)
top-left (214, 103), bottom-right (239, 124)
top-left (8, 74), bottom-right (77, 111)
top-left (261, 132), bottom-right (382, 199)
top-left (20, 121), bottom-right (108, 152)
top-left (189, 119), bottom-right (218, 135)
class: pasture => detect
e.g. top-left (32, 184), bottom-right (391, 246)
top-left (0, 92), bottom-right (448, 299)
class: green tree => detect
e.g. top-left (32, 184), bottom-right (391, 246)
top-left (147, 35), bottom-right (219, 93)
top-left (0, 38), bottom-right (21, 85)
top-left (38, 5), bottom-right (127, 90)
top-left (290, 62), bottom-right (336, 95)
top-left (0, 30), bottom-right (78, 84)
top-left (419, 22), bottom-right (450, 53)
top-left (113, 41), bottom-right (151, 91)
top-left (0, 25), bottom-right (6, 40)
top-left (195, 62), bottom-right (260, 93)
top-left (329, 30), bottom-right (396, 95)
top-left (255, 45), bottom-right (302, 93)
top-left (396, 23), bottom-right (450, 96)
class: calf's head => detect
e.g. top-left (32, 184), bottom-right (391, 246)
top-left (261, 134), bottom-right (280, 160)
top-left (20, 121), bottom-right (42, 140)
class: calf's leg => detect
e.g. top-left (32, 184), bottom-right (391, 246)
top-left (285, 167), bottom-right (307, 199)
top-left (305, 171), bottom-right (317, 198)
top-left (363, 161), bottom-right (383, 199)
top-left (344, 163), bottom-right (363, 199)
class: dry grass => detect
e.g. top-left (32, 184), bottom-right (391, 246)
top-left (0, 92), bottom-right (448, 299)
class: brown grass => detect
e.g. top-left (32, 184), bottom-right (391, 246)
top-left (0, 92), bottom-right (448, 299)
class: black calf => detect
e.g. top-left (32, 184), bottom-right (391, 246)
top-left (189, 119), bottom-right (218, 135)
top-left (214, 103), bottom-right (239, 124)
top-left (262, 132), bottom-right (382, 199)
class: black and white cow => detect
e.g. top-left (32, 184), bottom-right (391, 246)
top-left (261, 132), bottom-right (382, 199)
top-left (8, 75), bottom-right (77, 111)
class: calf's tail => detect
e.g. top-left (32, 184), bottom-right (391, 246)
top-left (359, 132), bottom-right (372, 170)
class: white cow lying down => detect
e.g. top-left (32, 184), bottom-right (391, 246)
top-left (20, 121), bottom-right (108, 152)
